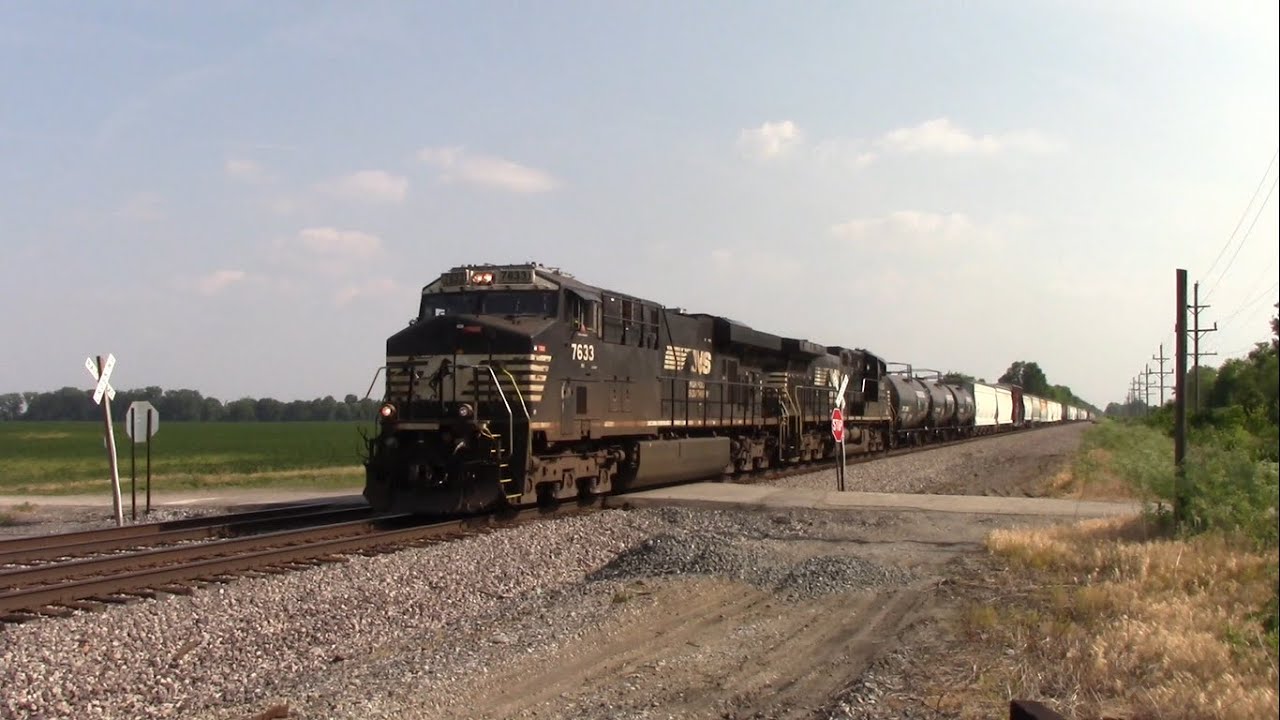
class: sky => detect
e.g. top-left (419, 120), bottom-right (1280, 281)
top-left (1, 1), bottom-right (1277, 408)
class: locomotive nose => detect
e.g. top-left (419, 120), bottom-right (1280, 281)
top-left (386, 314), bottom-right (535, 356)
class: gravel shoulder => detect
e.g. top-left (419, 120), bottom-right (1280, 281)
top-left (1, 424), bottom-right (1103, 720)
top-left (772, 423), bottom-right (1090, 497)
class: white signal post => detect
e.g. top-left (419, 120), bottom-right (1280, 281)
top-left (86, 354), bottom-right (124, 527)
top-left (833, 375), bottom-right (849, 492)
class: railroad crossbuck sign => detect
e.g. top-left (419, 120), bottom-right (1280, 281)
top-left (85, 354), bottom-right (125, 527)
top-left (85, 354), bottom-right (117, 404)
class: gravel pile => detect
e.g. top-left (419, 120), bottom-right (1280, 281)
top-left (773, 423), bottom-right (1088, 496)
top-left (0, 505), bottom-right (910, 720)
top-left (590, 532), bottom-right (913, 599)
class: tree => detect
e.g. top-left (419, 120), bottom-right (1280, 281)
top-left (1271, 302), bottom-right (1278, 351)
top-left (202, 397), bottom-right (226, 421)
top-left (226, 398), bottom-right (258, 422)
top-left (999, 361), bottom-right (1050, 396)
top-left (940, 371), bottom-right (975, 385)
top-left (0, 393), bottom-right (25, 420)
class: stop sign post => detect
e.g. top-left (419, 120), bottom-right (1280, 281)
top-left (831, 407), bottom-right (847, 491)
top-left (126, 401), bottom-right (160, 520)
top-left (832, 376), bottom-right (849, 492)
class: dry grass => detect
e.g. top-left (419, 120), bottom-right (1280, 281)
top-left (0, 501), bottom-right (38, 526)
top-left (1047, 448), bottom-right (1149, 501)
top-left (949, 515), bottom-right (1278, 720)
top-left (4, 466), bottom-right (364, 495)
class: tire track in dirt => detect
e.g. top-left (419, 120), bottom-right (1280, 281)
top-left (436, 576), bottom-right (930, 720)
top-left (710, 584), bottom-right (929, 719)
top-left (442, 581), bottom-right (772, 719)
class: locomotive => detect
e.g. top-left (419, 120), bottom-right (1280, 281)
top-left (361, 263), bottom-right (1088, 515)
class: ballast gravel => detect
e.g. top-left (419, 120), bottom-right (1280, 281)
top-left (772, 422), bottom-right (1089, 496)
top-left (0, 506), bottom-right (912, 720)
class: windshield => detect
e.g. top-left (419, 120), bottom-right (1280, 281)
top-left (420, 291), bottom-right (559, 319)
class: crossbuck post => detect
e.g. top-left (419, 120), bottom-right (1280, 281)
top-left (86, 354), bottom-right (124, 527)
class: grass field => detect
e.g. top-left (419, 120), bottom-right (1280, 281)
top-left (0, 421), bottom-right (374, 495)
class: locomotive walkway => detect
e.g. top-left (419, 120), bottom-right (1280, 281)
top-left (607, 482), bottom-right (1142, 518)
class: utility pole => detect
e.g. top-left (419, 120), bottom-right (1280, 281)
top-left (1190, 281), bottom-right (1218, 411)
top-left (1129, 377), bottom-right (1141, 416)
top-left (1151, 345), bottom-right (1171, 407)
top-left (1142, 363), bottom-right (1155, 413)
top-left (1174, 269), bottom-right (1188, 525)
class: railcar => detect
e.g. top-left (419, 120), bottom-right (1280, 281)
top-left (362, 262), bottom-right (1093, 515)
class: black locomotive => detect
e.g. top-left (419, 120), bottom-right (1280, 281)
top-left (361, 263), bottom-right (1086, 515)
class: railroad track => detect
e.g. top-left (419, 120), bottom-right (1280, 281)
top-left (0, 499), bottom-right (373, 567)
top-left (0, 423), bottom-right (1077, 627)
top-left (0, 506), bottom-right (559, 624)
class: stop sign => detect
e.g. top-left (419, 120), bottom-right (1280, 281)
top-left (830, 407), bottom-right (844, 443)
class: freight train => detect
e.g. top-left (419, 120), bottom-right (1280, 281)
top-left (362, 263), bottom-right (1091, 515)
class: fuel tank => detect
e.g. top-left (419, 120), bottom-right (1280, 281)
top-left (886, 374), bottom-right (931, 429)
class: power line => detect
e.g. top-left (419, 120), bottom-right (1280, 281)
top-left (1203, 148), bottom-right (1274, 283)
top-left (1219, 281), bottom-right (1280, 327)
top-left (1204, 174), bottom-right (1279, 301)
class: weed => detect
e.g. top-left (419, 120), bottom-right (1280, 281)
top-left (977, 518), bottom-right (1279, 719)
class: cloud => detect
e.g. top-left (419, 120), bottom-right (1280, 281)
top-left (334, 278), bottom-right (402, 307)
top-left (418, 147), bottom-right (558, 193)
top-left (264, 227), bottom-right (384, 280)
top-left (320, 170), bottom-right (409, 204)
top-left (830, 210), bottom-right (1024, 256)
top-left (196, 269), bottom-right (246, 296)
top-left (294, 226), bottom-right (382, 259)
top-left (225, 158), bottom-right (268, 183)
top-left (877, 118), bottom-right (1062, 155)
top-left (113, 192), bottom-right (164, 222)
top-left (737, 120), bottom-right (803, 160)
top-left (747, 117), bottom-right (1061, 169)
top-left (832, 210), bottom-right (976, 240)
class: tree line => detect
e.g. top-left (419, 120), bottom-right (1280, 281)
top-left (2, 357), bottom-right (1102, 422)
top-left (0, 387), bottom-right (382, 423)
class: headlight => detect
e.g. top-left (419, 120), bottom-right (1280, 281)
top-left (457, 403), bottom-right (474, 419)
top-left (379, 403), bottom-right (397, 420)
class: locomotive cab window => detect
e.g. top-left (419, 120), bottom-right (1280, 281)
top-left (419, 291), bottom-right (559, 319)
top-left (567, 292), bottom-right (599, 334)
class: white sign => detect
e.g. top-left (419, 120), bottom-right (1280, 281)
top-left (85, 355), bottom-right (117, 404)
top-left (834, 374), bottom-right (849, 408)
top-left (126, 401), bottom-right (160, 442)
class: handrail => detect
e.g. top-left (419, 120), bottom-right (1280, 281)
top-left (455, 363), bottom-right (515, 460)
top-left (363, 366), bottom-right (388, 401)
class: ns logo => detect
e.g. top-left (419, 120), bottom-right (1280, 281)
top-left (664, 345), bottom-right (713, 375)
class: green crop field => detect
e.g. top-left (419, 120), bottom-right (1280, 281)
top-left (0, 421), bottom-right (374, 495)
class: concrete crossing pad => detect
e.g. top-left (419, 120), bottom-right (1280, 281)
top-left (607, 482), bottom-right (1142, 518)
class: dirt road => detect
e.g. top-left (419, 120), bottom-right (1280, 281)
top-left (359, 507), bottom-right (1081, 720)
